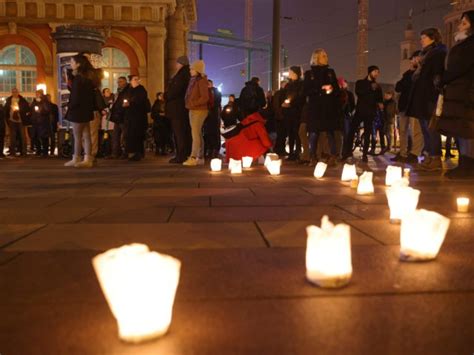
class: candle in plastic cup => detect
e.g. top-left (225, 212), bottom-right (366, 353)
top-left (457, 197), bottom-right (470, 213)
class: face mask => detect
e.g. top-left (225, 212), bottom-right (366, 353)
top-left (454, 31), bottom-right (468, 42)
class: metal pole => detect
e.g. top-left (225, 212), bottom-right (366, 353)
top-left (199, 43), bottom-right (203, 60)
top-left (247, 49), bottom-right (252, 82)
top-left (271, 0), bottom-right (281, 91)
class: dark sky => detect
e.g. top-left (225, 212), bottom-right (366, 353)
top-left (195, 0), bottom-right (451, 95)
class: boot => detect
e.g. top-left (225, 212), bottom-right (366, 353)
top-left (418, 156), bottom-right (442, 171)
top-left (64, 155), bottom-right (80, 167)
top-left (74, 155), bottom-right (94, 168)
top-left (445, 156), bottom-right (474, 179)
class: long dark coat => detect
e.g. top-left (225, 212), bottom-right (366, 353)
top-left (110, 85), bottom-right (130, 124)
top-left (4, 95), bottom-right (30, 124)
top-left (354, 78), bottom-right (383, 119)
top-left (165, 65), bottom-right (191, 121)
top-left (124, 85), bottom-right (149, 153)
top-left (282, 79), bottom-right (305, 122)
top-left (395, 69), bottom-right (415, 113)
top-left (30, 98), bottom-right (52, 138)
top-left (406, 43), bottom-right (447, 120)
top-left (304, 65), bottom-right (342, 132)
top-left (66, 73), bottom-right (95, 123)
top-left (437, 35), bottom-right (474, 138)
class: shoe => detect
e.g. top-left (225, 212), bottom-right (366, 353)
top-left (390, 153), bottom-right (402, 162)
top-left (361, 155), bottom-right (368, 163)
top-left (379, 148), bottom-right (388, 155)
top-left (64, 155), bottom-right (80, 167)
top-left (286, 154), bottom-right (298, 161)
top-left (405, 154), bottom-right (419, 164)
top-left (183, 157), bottom-right (198, 166)
top-left (169, 157), bottom-right (184, 164)
top-left (418, 156), bottom-right (442, 171)
top-left (74, 155), bottom-right (94, 168)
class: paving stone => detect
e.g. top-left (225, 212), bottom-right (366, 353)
top-left (0, 224), bottom-right (45, 248)
top-left (4, 223), bottom-right (264, 251)
top-left (51, 196), bottom-right (209, 209)
top-left (171, 206), bottom-right (359, 222)
top-left (257, 220), bottom-right (379, 247)
top-left (124, 187), bottom-right (253, 198)
top-left (211, 194), bottom-right (360, 207)
top-left (80, 206), bottom-right (173, 224)
top-left (0, 207), bottom-right (98, 224)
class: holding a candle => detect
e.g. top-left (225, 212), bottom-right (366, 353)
top-left (30, 89), bottom-right (52, 157)
top-left (5, 88), bottom-right (29, 156)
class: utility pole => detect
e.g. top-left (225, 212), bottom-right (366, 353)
top-left (272, 0), bottom-right (281, 90)
top-left (245, 0), bottom-right (253, 81)
top-left (356, 0), bottom-right (369, 79)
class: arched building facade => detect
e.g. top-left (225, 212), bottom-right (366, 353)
top-left (0, 0), bottom-right (196, 102)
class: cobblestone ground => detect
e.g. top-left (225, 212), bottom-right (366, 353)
top-left (0, 154), bottom-right (473, 354)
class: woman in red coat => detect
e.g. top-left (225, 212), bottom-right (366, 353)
top-left (226, 111), bottom-right (273, 161)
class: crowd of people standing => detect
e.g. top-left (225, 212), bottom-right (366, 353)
top-left (0, 11), bottom-right (472, 179)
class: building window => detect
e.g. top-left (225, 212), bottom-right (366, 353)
top-left (0, 45), bottom-right (37, 99)
top-left (101, 47), bottom-right (130, 93)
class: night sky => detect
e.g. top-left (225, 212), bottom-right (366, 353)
top-left (195, 0), bottom-right (451, 95)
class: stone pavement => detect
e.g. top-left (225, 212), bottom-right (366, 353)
top-left (0, 155), bottom-right (473, 354)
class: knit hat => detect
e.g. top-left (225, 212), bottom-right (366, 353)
top-left (190, 60), bottom-right (206, 75)
top-left (176, 56), bottom-right (190, 66)
top-left (368, 65), bottom-right (380, 75)
top-left (290, 66), bottom-right (302, 79)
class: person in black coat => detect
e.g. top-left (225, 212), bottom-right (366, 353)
top-left (221, 94), bottom-right (240, 128)
top-left (124, 75), bottom-right (150, 161)
top-left (46, 94), bottom-right (59, 156)
top-left (64, 54), bottom-right (99, 168)
top-left (238, 77), bottom-right (266, 118)
top-left (343, 66), bottom-right (383, 162)
top-left (151, 92), bottom-right (172, 156)
top-left (339, 78), bottom-right (355, 152)
top-left (273, 81), bottom-right (287, 156)
top-left (406, 28), bottom-right (447, 171)
top-left (282, 66), bottom-right (305, 161)
top-left (30, 90), bottom-right (51, 157)
top-left (304, 49), bottom-right (343, 165)
top-left (110, 77), bottom-right (129, 159)
top-left (392, 51), bottom-right (423, 163)
top-left (203, 79), bottom-right (222, 159)
top-left (165, 56), bottom-right (191, 164)
top-left (438, 11), bottom-right (474, 179)
top-left (4, 88), bottom-right (29, 156)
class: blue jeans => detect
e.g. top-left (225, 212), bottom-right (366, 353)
top-left (419, 119), bottom-right (441, 157)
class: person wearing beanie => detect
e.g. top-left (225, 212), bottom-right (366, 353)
top-left (342, 64), bottom-right (383, 162)
top-left (392, 50), bottom-right (423, 164)
top-left (406, 27), bottom-right (447, 171)
top-left (437, 10), bottom-right (474, 179)
top-left (183, 60), bottom-right (209, 166)
top-left (303, 49), bottom-right (343, 166)
top-left (165, 55), bottom-right (191, 164)
top-left (282, 66), bottom-right (304, 161)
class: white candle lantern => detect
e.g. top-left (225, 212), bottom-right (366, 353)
top-left (457, 197), bottom-right (470, 213)
top-left (267, 159), bottom-right (282, 176)
top-left (357, 171), bottom-right (374, 195)
top-left (229, 158), bottom-right (242, 174)
top-left (385, 166), bottom-right (403, 186)
top-left (210, 158), bottom-right (222, 172)
top-left (92, 244), bottom-right (181, 343)
top-left (313, 162), bottom-right (327, 179)
top-left (264, 153), bottom-right (279, 167)
top-left (34, 106), bottom-right (39, 112)
top-left (284, 98), bottom-right (291, 104)
top-left (400, 209), bottom-right (450, 261)
top-left (306, 216), bottom-right (352, 288)
top-left (341, 164), bottom-right (357, 181)
top-left (386, 184), bottom-right (420, 223)
top-left (242, 156), bottom-right (253, 169)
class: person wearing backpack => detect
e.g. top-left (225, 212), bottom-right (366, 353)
top-left (183, 60), bottom-right (209, 166)
top-left (123, 75), bottom-right (150, 162)
top-left (238, 77), bottom-right (266, 118)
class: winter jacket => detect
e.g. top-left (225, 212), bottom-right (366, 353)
top-left (124, 85), bottom-right (149, 153)
top-left (272, 88), bottom-right (285, 121)
top-left (4, 95), bottom-right (29, 125)
top-left (238, 81), bottom-right (266, 116)
top-left (151, 99), bottom-right (166, 121)
top-left (49, 102), bottom-right (59, 132)
top-left (185, 75), bottom-right (209, 111)
top-left (341, 89), bottom-right (356, 117)
top-left (383, 99), bottom-right (397, 125)
top-left (406, 43), bottom-right (447, 120)
top-left (110, 85), bottom-right (130, 124)
top-left (438, 35), bottom-right (474, 138)
top-left (395, 69), bottom-right (415, 112)
top-left (304, 65), bottom-right (343, 132)
top-left (66, 73), bottom-right (95, 123)
top-left (226, 112), bottom-right (272, 160)
top-left (354, 77), bottom-right (383, 119)
top-left (282, 79), bottom-right (305, 122)
top-left (30, 97), bottom-right (52, 138)
top-left (165, 65), bottom-right (191, 120)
